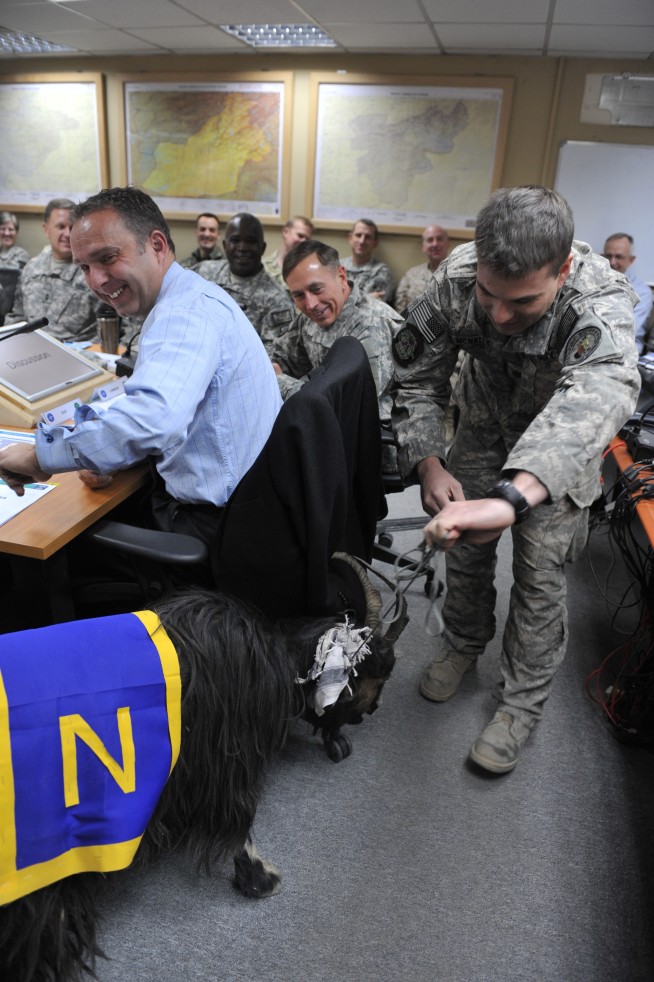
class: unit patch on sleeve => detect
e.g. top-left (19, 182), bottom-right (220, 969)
top-left (563, 326), bottom-right (601, 365)
top-left (393, 295), bottom-right (446, 366)
top-left (392, 324), bottom-right (425, 366)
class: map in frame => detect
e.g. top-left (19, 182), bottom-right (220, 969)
top-left (312, 81), bottom-right (510, 231)
top-left (0, 79), bottom-right (105, 209)
top-left (124, 81), bottom-right (286, 217)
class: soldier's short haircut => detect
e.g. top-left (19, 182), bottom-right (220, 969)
top-left (351, 218), bottom-right (379, 239)
top-left (474, 186), bottom-right (574, 278)
top-left (282, 239), bottom-right (340, 280)
top-left (0, 210), bottom-right (19, 231)
top-left (196, 212), bottom-right (220, 226)
top-left (226, 212), bottom-right (264, 238)
top-left (284, 215), bottom-right (314, 233)
top-left (71, 186), bottom-right (175, 253)
top-left (44, 198), bottom-right (76, 223)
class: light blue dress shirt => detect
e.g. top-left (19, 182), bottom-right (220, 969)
top-left (627, 266), bottom-right (654, 353)
top-left (36, 262), bottom-right (282, 507)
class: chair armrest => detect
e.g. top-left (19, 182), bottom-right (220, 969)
top-left (87, 519), bottom-right (209, 565)
top-left (380, 425), bottom-right (395, 445)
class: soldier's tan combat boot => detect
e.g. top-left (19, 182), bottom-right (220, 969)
top-left (419, 652), bottom-right (475, 702)
top-left (469, 710), bottom-right (531, 774)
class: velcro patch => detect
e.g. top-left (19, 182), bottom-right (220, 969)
top-left (392, 324), bottom-right (424, 366)
top-left (405, 296), bottom-right (444, 344)
top-left (563, 326), bottom-right (601, 365)
top-left (271, 309), bottom-right (292, 325)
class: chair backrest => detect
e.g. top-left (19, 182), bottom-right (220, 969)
top-left (211, 336), bottom-right (385, 621)
top-left (0, 267), bottom-right (20, 323)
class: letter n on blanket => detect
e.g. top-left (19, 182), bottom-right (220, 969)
top-left (0, 610), bottom-right (181, 904)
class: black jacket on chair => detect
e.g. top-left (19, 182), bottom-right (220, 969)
top-left (211, 336), bottom-right (386, 621)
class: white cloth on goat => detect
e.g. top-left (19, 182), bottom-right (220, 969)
top-left (296, 619), bottom-right (372, 716)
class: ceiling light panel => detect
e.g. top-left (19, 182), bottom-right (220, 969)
top-left (220, 24), bottom-right (338, 47)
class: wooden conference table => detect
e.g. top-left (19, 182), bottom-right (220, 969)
top-left (1, 451), bottom-right (148, 626)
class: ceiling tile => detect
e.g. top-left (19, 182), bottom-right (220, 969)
top-left (422, 0), bottom-right (549, 24)
top-left (126, 26), bottom-right (248, 52)
top-left (554, 0), bottom-right (654, 27)
top-left (0, 1), bottom-right (93, 31)
top-left (325, 23), bottom-right (437, 48)
top-left (293, 0), bottom-right (425, 23)
top-left (36, 29), bottom-right (163, 53)
top-left (549, 24), bottom-right (654, 52)
top-left (437, 24), bottom-right (547, 49)
top-left (60, 0), bottom-right (205, 29)
top-left (171, 0), bottom-right (304, 23)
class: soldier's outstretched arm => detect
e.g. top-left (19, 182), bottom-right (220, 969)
top-left (423, 470), bottom-right (548, 549)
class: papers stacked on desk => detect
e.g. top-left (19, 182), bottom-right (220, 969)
top-left (0, 429), bottom-right (57, 528)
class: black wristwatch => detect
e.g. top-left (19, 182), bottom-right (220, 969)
top-left (485, 478), bottom-right (531, 525)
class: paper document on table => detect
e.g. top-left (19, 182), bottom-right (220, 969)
top-left (0, 479), bottom-right (57, 528)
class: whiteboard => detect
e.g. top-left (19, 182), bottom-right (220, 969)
top-left (554, 140), bottom-right (654, 285)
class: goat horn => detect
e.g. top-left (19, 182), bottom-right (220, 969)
top-left (332, 552), bottom-right (411, 652)
top-left (332, 552), bottom-right (383, 634)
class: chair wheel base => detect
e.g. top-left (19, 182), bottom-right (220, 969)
top-left (324, 732), bottom-right (352, 762)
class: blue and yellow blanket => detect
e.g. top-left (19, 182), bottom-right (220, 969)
top-left (0, 610), bottom-right (181, 904)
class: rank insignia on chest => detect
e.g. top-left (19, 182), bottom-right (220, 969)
top-left (563, 325), bottom-right (601, 365)
top-left (271, 309), bottom-right (292, 327)
top-left (392, 324), bottom-right (425, 366)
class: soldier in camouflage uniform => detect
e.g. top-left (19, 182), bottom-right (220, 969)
top-left (391, 186), bottom-right (640, 774)
top-left (394, 224), bottom-right (450, 313)
top-left (342, 218), bottom-right (395, 304)
top-left (270, 239), bottom-right (403, 467)
top-left (264, 215), bottom-right (314, 295)
top-left (179, 212), bottom-right (224, 269)
top-left (196, 213), bottom-right (294, 348)
top-left (0, 211), bottom-right (31, 269)
top-left (5, 198), bottom-right (97, 342)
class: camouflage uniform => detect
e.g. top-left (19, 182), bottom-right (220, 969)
top-left (5, 251), bottom-right (98, 342)
top-left (391, 240), bottom-right (640, 725)
top-left (0, 244), bottom-right (30, 269)
top-left (342, 256), bottom-right (395, 305)
top-left (394, 262), bottom-right (433, 313)
top-left (179, 244), bottom-right (224, 269)
top-left (195, 260), bottom-right (294, 347)
top-left (263, 250), bottom-right (287, 294)
top-left (269, 281), bottom-right (403, 431)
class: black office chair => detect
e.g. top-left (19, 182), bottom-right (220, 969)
top-left (78, 336), bottom-right (386, 623)
top-left (0, 267), bottom-right (20, 325)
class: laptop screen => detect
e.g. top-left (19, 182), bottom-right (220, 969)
top-left (0, 329), bottom-right (102, 403)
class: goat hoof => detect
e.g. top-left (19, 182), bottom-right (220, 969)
top-left (326, 733), bottom-right (352, 762)
top-left (233, 848), bottom-right (282, 899)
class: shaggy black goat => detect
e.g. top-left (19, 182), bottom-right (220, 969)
top-left (0, 563), bottom-right (406, 982)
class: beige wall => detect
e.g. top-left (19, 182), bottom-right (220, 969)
top-left (3, 52), bottom-right (653, 283)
